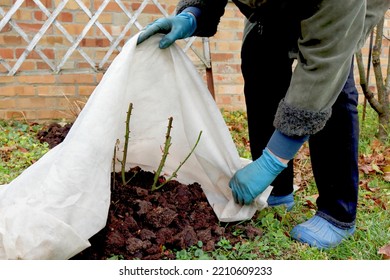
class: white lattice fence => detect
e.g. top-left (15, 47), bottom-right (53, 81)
top-left (0, 0), bottom-right (212, 78)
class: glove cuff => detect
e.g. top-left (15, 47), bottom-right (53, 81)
top-left (267, 129), bottom-right (309, 160)
top-left (177, 11), bottom-right (197, 37)
top-left (261, 148), bottom-right (288, 174)
top-left (181, 7), bottom-right (202, 19)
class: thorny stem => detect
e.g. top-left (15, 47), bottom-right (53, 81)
top-left (151, 117), bottom-right (202, 191)
top-left (156, 131), bottom-right (202, 190)
top-left (121, 103), bottom-right (133, 186)
top-left (112, 139), bottom-right (119, 189)
top-left (152, 117), bottom-right (173, 191)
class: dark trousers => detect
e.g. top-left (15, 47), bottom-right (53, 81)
top-left (241, 22), bottom-right (359, 227)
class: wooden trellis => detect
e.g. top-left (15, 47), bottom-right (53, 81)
top-left (0, 0), bottom-right (214, 94)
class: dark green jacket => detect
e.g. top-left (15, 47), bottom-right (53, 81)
top-left (177, 0), bottom-right (389, 136)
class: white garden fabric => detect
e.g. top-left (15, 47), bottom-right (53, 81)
top-left (0, 34), bottom-right (271, 259)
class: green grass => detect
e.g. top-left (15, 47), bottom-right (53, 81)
top-left (0, 105), bottom-right (389, 259)
top-left (0, 120), bottom-right (49, 185)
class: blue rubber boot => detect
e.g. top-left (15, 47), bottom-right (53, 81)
top-left (267, 193), bottom-right (294, 211)
top-left (290, 215), bottom-right (356, 249)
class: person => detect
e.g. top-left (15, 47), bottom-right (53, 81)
top-left (137, 0), bottom-right (390, 249)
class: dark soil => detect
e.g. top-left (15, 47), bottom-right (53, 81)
top-left (37, 123), bottom-right (73, 149)
top-left (37, 123), bottom-right (261, 260)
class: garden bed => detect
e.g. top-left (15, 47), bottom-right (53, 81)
top-left (37, 123), bottom-right (260, 260)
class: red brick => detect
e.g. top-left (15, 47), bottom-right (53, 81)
top-left (23, 0), bottom-right (51, 8)
top-left (37, 85), bottom-right (76, 96)
top-left (167, 5), bottom-right (177, 14)
top-left (131, 3), bottom-right (162, 14)
top-left (214, 64), bottom-right (241, 74)
top-left (17, 23), bottom-right (44, 33)
top-left (46, 36), bottom-right (64, 45)
top-left (43, 49), bottom-right (55, 59)
top-left (1, 64), bottom-right (9, 73)
top-left (0, 23), bottom-right (12, 33)
top-left (57, 97), bottom-right (87, 109)
top-left (96, 73), bottom-right (104, 83)
top-left (13, 9), bottom-right (33, 21)
top-left (34, 11), bottom-right (48, 21)
top-left (0, 85), bottom-right (35, 96)
top-left (57, 74), bottom-right (96, 84)
top-left (216, 84), bottom-right (244, 96)
top-left (18, 61), bottom-right (36, 71)
top-left (0, 0), bottom-right (12, 6)
top-left (214, 74), bottom-right (243, 84)
top-left (79, 85), bottom-right (96, 96)
top-left (211, 53), bottom-right (234, 62)
top-left (16, 49), bottom-right (38, 59)
top-left (58, 12), bottom-right (73, 22)
top-left (18, 75), bottom-right (56, 84)
top-left (61, 24), bottom-right (94, 36)
top-left (80, 38), bottom-right (110, 47)
top-left (0, 98), bottom-right (16, 109)
top-left (216, 95), bottom-right (232, 106)
top-left (15, 49), bottom-right (54, 59)
top-left (213, 30), bottom-right (237, 41)
top-left (0, 76), bottom-right (16, 83)
top-left (5, 110), bottom-right (31, 120)
top-left (95, 50), bottom-right (119, 60)
top-left (96, 13), bottom-right (112, 24)
top-left (2, 35), bottom-right (23, 45)
top-left (17, 97), bottom-right (57, 109)
top-left (36, 61), bottom-right (52, 70)
top-left (76, 62), bottom-right (96, 69)
top-left (0, 48), bottom-right (14, 59)
top-left (105, 2), bottom-right (123, 12)
top-left (0, 86), bottom-right (16, 96)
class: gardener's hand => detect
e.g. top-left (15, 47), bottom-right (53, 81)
top-left (229, 148), bottom-right (288, 205)
top-left (137, 12), bottom-right (197, 49)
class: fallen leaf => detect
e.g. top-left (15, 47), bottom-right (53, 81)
top-left (378, 244), bottom-right (390, 260)
top-left (359, 164), bottom-right (373, 175)
top-left (371, 139), bottom-right (383, 152)
top-left (360, 180), bottom-right (379, 192)
top-left (18, 147), bottom-right (28, 153)
top-left (384, 165), bottom-right (390, 182)
top-left (371, 163), bottom-right (383, 174)
top-left (304, 194), bottom-right (318, 209)
top-left (0, 146), bottom-right (17, 152)
top-left (372, 197), bottom-right (387, 210)
top-left (385, 172), bottom-right (390, 182)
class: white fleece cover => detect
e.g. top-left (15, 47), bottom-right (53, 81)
top-left (0, 34), bottom-right (271, 259)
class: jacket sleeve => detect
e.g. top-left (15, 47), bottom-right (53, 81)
top-left (177, 0), bottom-right (228, 37)
top-left (274, 0), bottom-right (389, 137)
top-left (358, 0), bottom-right (390, 50)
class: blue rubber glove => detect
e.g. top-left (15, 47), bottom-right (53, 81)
top-left (229, 148), bottom-right (287, 205)
top-left (137, 12), bottom-right (197, 49)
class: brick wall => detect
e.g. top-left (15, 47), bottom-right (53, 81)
top-left (0, 0), bottom-right (388, 121)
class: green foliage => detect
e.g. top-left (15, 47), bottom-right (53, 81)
top-left (359, 105), bottom-right (390, 149)
top-left (0, 120), bottom-right (49, 184)
top-left (107, 254), bottom-right (124, 260)
top-left (221, 109), bottom-right (251, 159)
top-left (176, 241), bottom-right (212, 260)
top-left (176, 237), bottom-right (259, 260)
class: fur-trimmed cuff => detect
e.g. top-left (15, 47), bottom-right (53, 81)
top-left (273, 99), bottom-right (332, 136)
